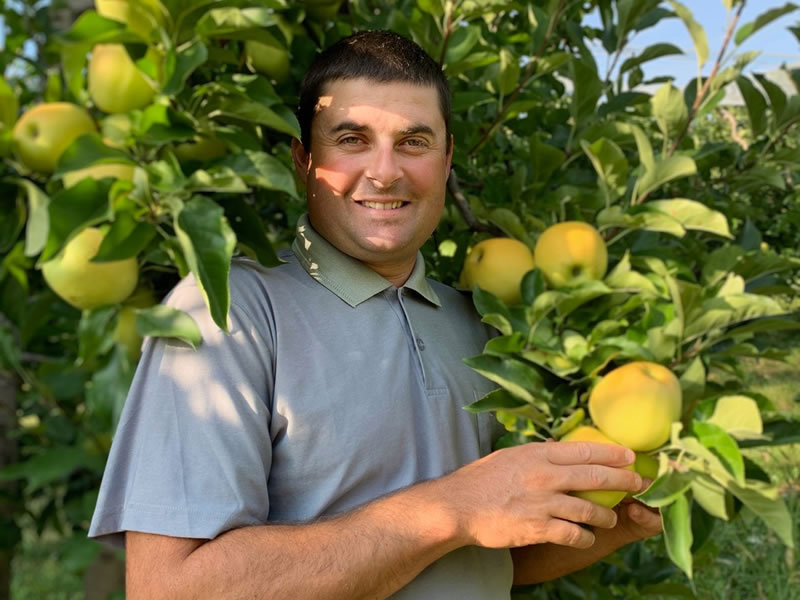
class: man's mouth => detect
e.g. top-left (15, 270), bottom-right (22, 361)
top-left (357, 200), bottom-right (407, 210)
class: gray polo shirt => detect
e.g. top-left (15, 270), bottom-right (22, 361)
top-left (89, 215), bottom-right (513, 598)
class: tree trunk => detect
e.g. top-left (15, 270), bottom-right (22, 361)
top-left (0, 370), bottom-right (19, 600)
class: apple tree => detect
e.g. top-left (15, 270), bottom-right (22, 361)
top-left (0, 0), bottom-right (799, 598)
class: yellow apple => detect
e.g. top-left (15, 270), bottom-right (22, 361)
top-left (533, 221), bottom-right (608, 288)
top-left (459, 237), bottom-right (535, 305)
top-left (115, 305), bottom-right (142, 360)
top-left (245, 40), bottom-right (290, 82)
top-left (95, 0), bottom-right (163, 38)
top-left (302, 0), bottom-right (343, 20)
top-left (101, 114), bottom-right (132, 148)
top-left (627, 452), bottom-right (660, 498)
top-left (12, 103), bottom-right (96, 173)
top-left (589, 361), bottom-right (682, 452)
top-left (174, 136), bottom-right (227, 162)
top-left (42, 227), bottom-right (139, 310)
top-left (561, 425), bottom-right (634, 508)
top-left (89, 44), bottom-right (157, 114)
top-left (63, 163), bottom-right (135, 188)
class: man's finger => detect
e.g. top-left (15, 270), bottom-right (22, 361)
top-left (549, 494), bottom-right (618, 529)
top-left (543, 440), bottom-right (635, 467)
top-left (564, 464), bottom-right (643, 494)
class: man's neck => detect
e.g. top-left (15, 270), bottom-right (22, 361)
top-left (362, 258), bottom-right (416, 288)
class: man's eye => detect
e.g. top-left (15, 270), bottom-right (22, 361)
top-left (340, 136), bottom-right (361, 145)
top-left (403, 138), bottom-right (428, 148)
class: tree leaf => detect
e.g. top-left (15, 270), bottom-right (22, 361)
top-left (691, 474), bottom-right (730, 520)
top-left (163, 40), bottom-right (209, 96)
top-left (174, 196), bottom-right (237, 332)
top-left (463, 355), bottom-right (550, 406)
top-left (136, 304), bottom-right (203, 349)
top-left (222, 197), bottom-right (282, 268)
top-left (735, 3), bottom-right (799, 45)
top-left (645, 199), bottom-right (732, 238)
top-left (214, 151), bottom-right (298, 198)
top-left (726, 479), bottom-right (795, 548)
top-left (635, 155), bottom-right (697, 200)
top-left (598, 205), bottom-right (685, 237)
top-left (707, 395), bottom-right (764, 440)
top-left (651, 83), bottom-right (688, 139)
top-left (667, 0), bottom-right (709, 69)
top-left (569, 56), bottom-right (603, 122)
top-left (693, 421), bottom-right (745, 484)
top-left (637, 469), bottom-right (695, 508)
top-left (736, 76), bottom-right (768, 137)
top-left (12, 179), bottom-right (50, 257)
top-left (444, 25), bottom-right (481, 65)
top-left (54, 134), bottom-right (135, 176)
top-left (0, 75), bottom-right (18, 130)
top-left (93, 213), bottom-right (157, 262)
top-left (581, 137), bottom-right (628, 203)
top-left (684, 294), bottom-right (786, 341)
top-left (619, 43), bottom-right (683, 75)
top-left (661, 492), bottom-right (693, 579)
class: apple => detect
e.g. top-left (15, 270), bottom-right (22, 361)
top-left (101, 113), bottom-right (132, 148)
top-left (95, 0), bottom-right (163, 38)
top-left (12, 103), bottom-right (96, 173)
top-left (561, 425), bottom-right (634, 508)
top-left (589, 361), bottom-right (682, 452)
top-left (174, 136), bottom-right (227, 162)
top-left (62, 163), bottom-right (135, 188)
top-left (459, 237), bottom-right (535, 305)
top-left (245, 40), bottom-right (290, 82)
top-left (533, 221), bottom-right (608, 288)
top-left (89, 44), bottom-right (157, 114)
top-left (42, 227), bottom-right (139, 310)
top-left (302, 0), bottom-right (343, 21)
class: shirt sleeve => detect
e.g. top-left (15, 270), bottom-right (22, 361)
top-left (88, 267), bottom-right (275, 548)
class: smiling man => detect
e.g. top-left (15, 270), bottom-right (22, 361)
top-left (89, 31), bottom-right (661, 599)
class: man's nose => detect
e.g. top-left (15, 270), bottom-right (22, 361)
top-left (365, 144), bottom-right (402, 189)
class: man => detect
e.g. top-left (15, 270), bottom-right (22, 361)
top-left (89, 30), bottom-right (661, 599)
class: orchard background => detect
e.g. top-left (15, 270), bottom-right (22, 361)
top-left (1, 0), bottom-right (799, 598)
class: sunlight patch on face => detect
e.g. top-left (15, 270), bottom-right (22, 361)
top-left (316, 95), bottom-right (333, 113)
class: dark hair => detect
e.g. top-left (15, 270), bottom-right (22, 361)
top-left (296, 30), bottom-right (451, 151)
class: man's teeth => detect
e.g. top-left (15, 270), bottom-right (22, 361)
top-left (361, 201), bottom-right (404, 210)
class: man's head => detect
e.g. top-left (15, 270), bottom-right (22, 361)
top-left (296, 30), bottom-right (451, 153)
top-left (290, 31), bottom-right (453, 286)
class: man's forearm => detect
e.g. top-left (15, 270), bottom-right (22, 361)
top-left (131, 480), bottom-right (465, 600)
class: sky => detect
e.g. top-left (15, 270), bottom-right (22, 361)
top-left (586, 1), bottom-right (800, 86)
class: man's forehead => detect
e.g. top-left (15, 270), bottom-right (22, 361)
top-left (313, 78), bottom-right (444, 131)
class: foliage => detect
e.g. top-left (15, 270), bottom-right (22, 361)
top-left (0, 0), bottom-right (799, 595)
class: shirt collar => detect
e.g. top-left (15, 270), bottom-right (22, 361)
top-left (291, 214), bottom-right (441, 308)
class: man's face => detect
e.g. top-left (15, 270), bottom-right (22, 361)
top-left (292, 77), bottom-right (452, 281)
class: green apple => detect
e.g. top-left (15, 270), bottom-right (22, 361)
top-left (89, 44), bottom-right (157, 114)
top-left (561, 425), bottom-right (634, 508)
top-left (245, 40), bottom-right (290, 82)
top-left (63, 163), bottom-right (135, 188)
top-left (174, 136), bottom-right (227, 162)
top-left (533, 221), bottom-right (608, 288)
top-left (459, 237), bottom-right (535, 305)
top-left (589, 361), bottom-right (682, 452)
top-left (95, 0), bottom-right (163, 38)
top-left (42, 227), bottom-right (139, 310)
top-left (12, 103), bottom-right (96, 173)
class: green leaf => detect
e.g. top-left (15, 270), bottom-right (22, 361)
top-left (651, 83), bottom-right (688, 139)
top-left (679, 356), bottom-right (706, 405)
top-left (37, 179), bottom-right (113, 264)
top-left (444, 25), bottom-right (481, 65)
top-left (77, 306), bottom-right (117, 365)
top-left (214, 151), bottom-right (298, 198)
top-left (0, 76), bottom-right (18, 130)
top-left (163, 40), bottom-right (209, 96)
top-left (637, 469), bottom-right (695, 507)
top-left (597, 206), bottom-right (685, 238)
top-left (521, 269), bottom-right (546, 306)
top-left (691, 474), bottom-right (730, 520)
top-left (581, 137), bottom-right (628, 203)
top-left (668, 0), bottom-right (709, 69)
top-left (484, 333), bottom-right (526, 357)
top-left (223, 197), bottom-right (282, 268)
top-left (496, 48), bottom-right (521, 96)
top-left (93, 213), bottom-right (157, 262)
top-left (726, 479), bottom-right (795, 548)
top-left (735, 3), bottom-right (799, 45)
top-left (472, 286), bottom-right (511, 319)
top-left (12, 179), bottom-right (50, 257)
top-left (569, 57), bottom-right (603, 122)
top-left (684, 294), bottom-right (786, 341)
top-left (463, 355), bottom-right (550, 406)
top-left (736, 76), bottom-right (768, 137)
top-left (693, 421), bottom-right (745, 484)
top-left (186, 167), bottom-right (249, 193)
top-left (54, 134), bottom-right (134, 176)
top-left (0, 447), bottom-right (102, 492)
top-left (754, 73), bottom-right (787, 119)
top-left (86, 346), bottom-right (134, 432)
top-left (604, 252), bottom-right (661, 295)
top-left (136, 304), bottom-right (203, 349)
top-left (174, 196), bottom-right (237, 332)
top-left (707, 395), bottom-right (764, 440)
top-left (196, 7), bottom-right (280, 39)
top-left (619, 43), bottom-right (683, 75)
top-left (661, 492), bottom-right (693, 579)
top-left (212, 97), bottom-right (300, 138)
top-left (645, 199), bottom-right (732, 238)
top-left (635, 155), bottom-right (697, 200)
top-left (463, 389), bottom-right (547, 426)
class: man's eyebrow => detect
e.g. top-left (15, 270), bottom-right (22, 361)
top-left (328, 121), bottom-right (437, 137)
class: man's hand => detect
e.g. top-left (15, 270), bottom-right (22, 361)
top-left (443, 440), bottom-right (642, 551)
top-left (603, 480), bottom-right (663, 546)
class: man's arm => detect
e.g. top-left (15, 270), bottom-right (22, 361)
top-left (126, 441), bottom-right (642, 600)
top-left (511, 494), bottom-right (663, 585)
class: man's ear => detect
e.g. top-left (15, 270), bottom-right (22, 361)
top-left (291, 137), bottom-right (310, 178)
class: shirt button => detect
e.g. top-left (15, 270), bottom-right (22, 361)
top-left (416, 337), bottom-right (425, 351)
